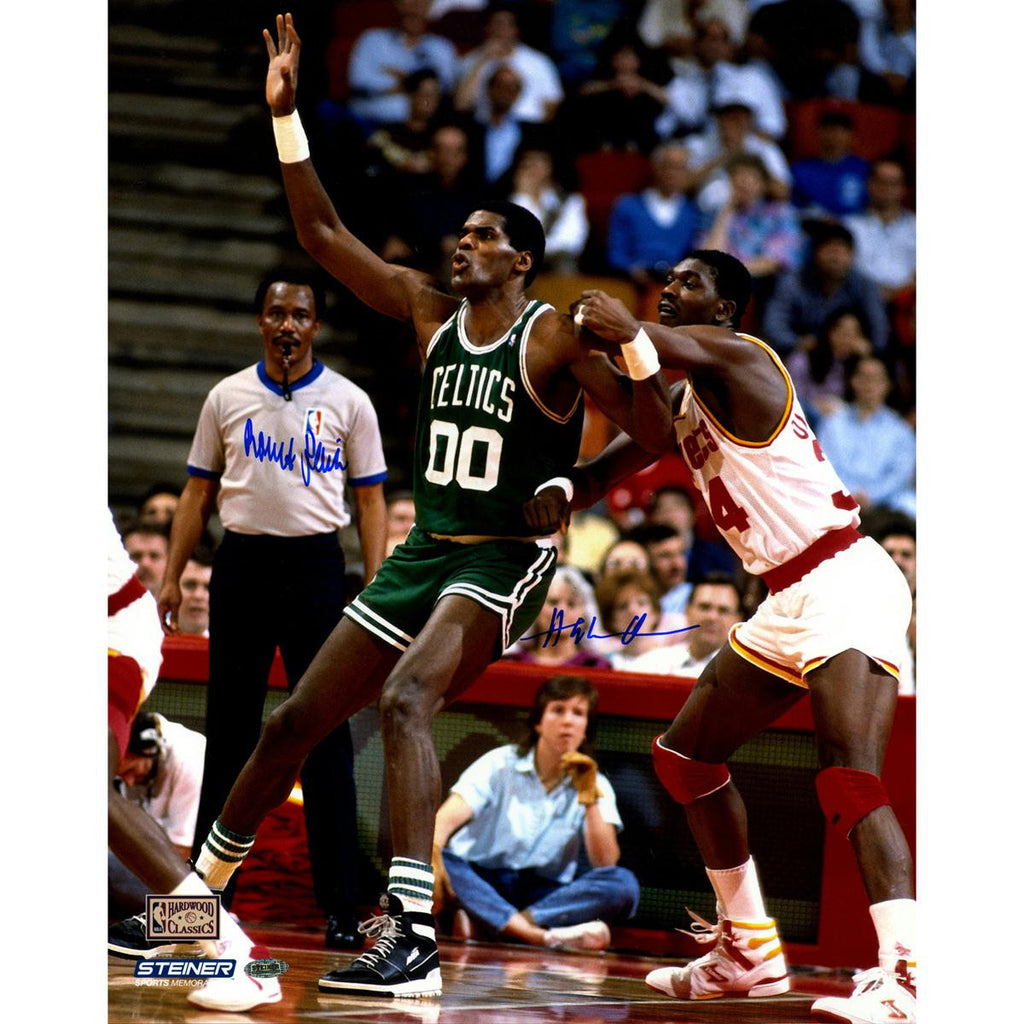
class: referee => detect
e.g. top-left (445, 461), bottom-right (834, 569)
top-left (159, 268), bottom-right (387, 948)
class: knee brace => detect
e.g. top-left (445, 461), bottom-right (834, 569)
top-left (652, 734), bottom-right (731, 805)
top-left (816, 766), bottom-right (891, 837)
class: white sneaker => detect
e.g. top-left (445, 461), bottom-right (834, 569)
top-left (543, 920), bottom-right (610, 952)
top-left (645, 917), bottom-right (790, 999)
top-left (186, 943), bottom-right (283, 1012)
top-left (811, 961), bottom-right (916, 1023)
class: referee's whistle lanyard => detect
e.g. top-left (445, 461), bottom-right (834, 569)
top-left (281, 341), bottom-right (293, 401)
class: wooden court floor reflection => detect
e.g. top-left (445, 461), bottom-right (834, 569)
top-left (109, 927), bottom-right (858, 1024)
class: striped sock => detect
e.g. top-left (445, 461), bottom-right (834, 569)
top-left (388, 857), bottom-right (434, 914)
top-left (195, 819), bottom-right (256, 891)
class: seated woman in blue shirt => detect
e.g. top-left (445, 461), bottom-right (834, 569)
top-left (432, 674), bottom-right (640, 950)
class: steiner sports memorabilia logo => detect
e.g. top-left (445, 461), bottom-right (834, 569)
top-left (245, 958), bottom-right (290, 979)
top-left (146, 893), bottom-right (220, 941)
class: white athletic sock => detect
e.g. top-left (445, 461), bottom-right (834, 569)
top-left (388, 857), bottom-right (434, 915)
top-left (169, 872), bottom-right (250, 957)
top-left (706, 857), bottom-right (770, 922)
top-left (870, 898), bottom-right (916, 974)
top-left (195, 818), bottom-right (256, 891)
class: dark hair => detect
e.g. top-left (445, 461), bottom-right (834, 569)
top-left (685, 249), bottom-right (752, 326)
top-left (121, 518), bottom-right (169, 542)
top-left (128, 712), bottom-right (162, 758)
top-left (139, 481), bottom-right (180, 506)
top-left (403, 67), bottom-right (440, 93)
top-left (862, 508), bottom-right (916, 545)
top-left (624, 523), bottom-right (681, 548)
top-left (650, 485), bottom-right (695, 511)
top-left (818, 110), bottom-right (854, 130)
top-left (474, 199), bottom-right (546, 287)
top-left (386, 488), bottom-right (415, 507)
top-left (687, 571), bottom-right (744, 616)
top-left (254, 267), bottom-right (327, 320)
top-left (808, 221), bottom-right (854, 252)
top-left (809, 306), bottom-right (870, 384)
top-left (725, 152), bottom-right (770, 182)
top-left (188, 544), bottom-right (216, 568)
top-left (517, 675), bottom-right (599, 754)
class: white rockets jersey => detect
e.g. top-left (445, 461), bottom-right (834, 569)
top-left (674, 334), bottom-right (859, 575)
top-left (109, 507), bottom-right (139, 596)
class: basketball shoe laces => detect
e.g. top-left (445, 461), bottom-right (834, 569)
top-left (350, 909), bottom-right (405, 968)
top-left (677, 908), bottom-right (723, 945)
top-left (845, 962), bottom-right (916, 999)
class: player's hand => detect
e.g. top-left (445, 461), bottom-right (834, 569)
top-left (523, 486), bottom-right (571, 534)
top-left (431, 843), bottom-right (454, 915)
top-left (560, 751), bottom-right (603, 806)
top-left (263, 12), bottom-right (301, 116)
top-left (157, 580), bottom-right (182, 636)
top-left (572, 291), bottom-right (641, 350)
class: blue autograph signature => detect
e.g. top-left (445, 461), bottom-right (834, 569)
top-left (519, 608), bottom-right (697, 648)
top-left (243, 418), bottom-right (347, 487)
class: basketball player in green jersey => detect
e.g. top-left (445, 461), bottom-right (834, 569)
top-left (176, 14), bottom-right (673, 1011)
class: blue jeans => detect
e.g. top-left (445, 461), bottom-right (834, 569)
top-left (442, 850), bottom-right (640, 934)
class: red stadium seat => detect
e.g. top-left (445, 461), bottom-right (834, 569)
top-left (574, 150), bottom-right (652, 236)
top-left (786, 99), bottom-right (904, 162)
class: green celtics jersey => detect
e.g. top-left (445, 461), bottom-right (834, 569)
top-left (413, 299), bottom-right (584, 538)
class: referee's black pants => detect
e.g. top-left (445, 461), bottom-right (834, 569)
top-left (192, 529), bottom-right (360, 917)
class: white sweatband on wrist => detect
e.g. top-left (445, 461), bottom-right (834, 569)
top-left (620, 327), bottom-right (660, 380)
top-left (272, 110), bottom-right (310, 163)
top-left (535, 476), bottom-right (574, 502)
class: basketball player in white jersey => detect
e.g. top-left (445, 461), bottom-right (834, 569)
top-left (564, 251), bottom-right (915, 1024)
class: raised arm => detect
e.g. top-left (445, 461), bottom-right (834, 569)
top-left (263, 15), bottom-right (452, 339)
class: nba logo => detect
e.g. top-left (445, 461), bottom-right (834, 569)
top-left (305, 409), bottom-right (323, 438)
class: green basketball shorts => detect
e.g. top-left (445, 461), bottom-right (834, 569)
top-left (344, 526), bottom-right (556, 655)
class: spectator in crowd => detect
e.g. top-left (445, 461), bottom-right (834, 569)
top-left (762, 221), bottom-right (889, 357)
top-left (745, 0), bottom-right (863, 101)
top-left (636, 0), bottom-right (696, 66)
top-left (843, 156), bottom-right (916, 302)
top-left (363, 68), bottom-right (447, 181)
top-left (454, 3), bottom-right (564, 125)
top-left (177, 547), bottom-right (213, 638)
top-left (380, 122), bottom-right (486, 280)
top-left (623, 573), bottom-right (745, 678)
top-left (507, 145), bottom-right (589, 273)
top-left (815, 354), bottom-right (916, 516)
top-left (595, 538), bottom-right (651, 586)
top-left (594, 568), bottom-right (677, 670)
top-left (433, 674), bottom-right (640, 949)
top-left (122, 520), bottom-right (169, 599)
top-left (698, 152), bottom-right (803, 312)
top-left (683, 100), bottom-right (792, 215)
top-left (790, 109), bottom-right (871, 218)
top-left (785, 306), bottom-right (873, 427)
top-left (506, 565), bottom-right (612, 670)
top-left (385, 488), bottom-right (417, 557)
top-left (464, 63), bottom-right (540, 187)
top-left (162, 269), bottom-right (388, 952)
top-left (859, 0), bottom-right (916, 107)
top-left (606, 141), bottom-right (701, 287)
top-left (646, 485), bottom-right (739, 580)
top-left (137, 482), bottom-right (181, 527)
top-left (346, 0), bottom-right (459, 130)
top-left (109, 712), bottom-right (207, 919)
top-left (624, 522), bottom-right (691, 623)
top-left (569, 29), bottom-right (671, 154)
top-left (658, 4), bottom-right (787, 142)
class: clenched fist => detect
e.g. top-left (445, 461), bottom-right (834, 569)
top-left (560, 751), bottom-right (603, 806)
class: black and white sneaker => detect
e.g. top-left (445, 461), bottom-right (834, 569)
top-left (107, 913), bottom-right (200, 960)
top-left (319, 894), bottom-right (441, 998)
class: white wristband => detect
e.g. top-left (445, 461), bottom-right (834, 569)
top-left (535, 476), bottom-right (574, 502)
top-left (272, 110), bottom-right (310, 164)
top-left (620, 327), bottom-right (660, 380)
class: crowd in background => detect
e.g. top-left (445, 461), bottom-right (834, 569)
top-left (114, 0), bottom-right (917, 690)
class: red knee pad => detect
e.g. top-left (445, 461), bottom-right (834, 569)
top-left (816, 766), bottom-right (891, 837)
top-left (652, 734), bottom-right (731, 805)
